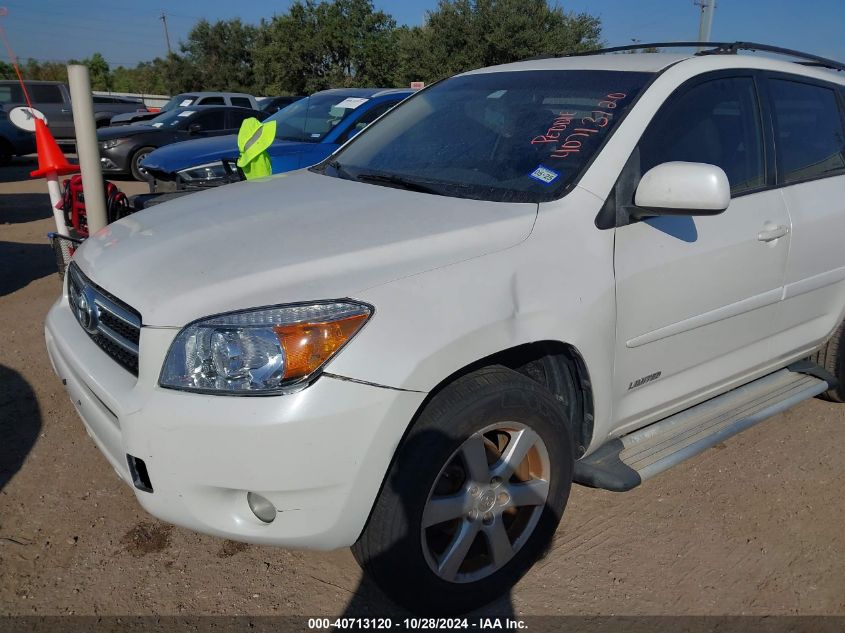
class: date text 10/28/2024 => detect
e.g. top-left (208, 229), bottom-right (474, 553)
top-left (307, 617), bottom-right (528, 629)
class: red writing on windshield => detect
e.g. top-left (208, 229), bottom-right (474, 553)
top-left (531, 112), bottom-right (576, 145)
top-left (532, 92), bottom-right (627, 159)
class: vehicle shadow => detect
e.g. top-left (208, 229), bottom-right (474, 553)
top-left (0, 191), bottom-right (53, 224)
top-left (0, 155), bottom-right (40, 184)
top-left (338, 427), bottom-right (552, 621)
top-left (0, 365), bottom-right (42, 491)
top-left (0, 240), bottom-right (56, 296)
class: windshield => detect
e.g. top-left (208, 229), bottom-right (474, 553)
top-left (266, 93), bottom-right (370, 142)
top-left (148, 108), bottom-right (196, 128)
top-left (161, 94), bottom-right (198, 112)
top-left (318, 70), bottom-right (651, 202)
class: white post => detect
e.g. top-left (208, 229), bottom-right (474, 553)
top-left (46, 174), bottom-right (68, 236)
top-left (67, 64), bottom-right (108, 235)
top-left (697, 0), bottom-right (716, 49)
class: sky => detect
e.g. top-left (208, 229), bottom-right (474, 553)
top-left (2, 0), bottom-right (843, 69)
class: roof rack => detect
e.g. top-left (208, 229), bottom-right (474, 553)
top-left (551, 41), bottom-right (845, 73)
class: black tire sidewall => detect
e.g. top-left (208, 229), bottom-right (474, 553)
top-left (0, 140), bottom-right (12, 166)
top-left (356, 368), bottom-right (574, 614)
top-left (131, 147), bottom-right (155, 181)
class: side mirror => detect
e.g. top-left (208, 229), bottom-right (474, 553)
top-left (187, 123), bottom-right (203, 134)
top-left (633, 161), bottom-right (730, 218)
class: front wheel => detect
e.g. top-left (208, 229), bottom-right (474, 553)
top-left (130, 146), bottom-right (155, 181)
top-left (352, 366), bottom-right (574, 614)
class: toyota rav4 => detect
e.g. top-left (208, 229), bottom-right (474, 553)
top-left (45, 43), bottom-right (845, 613)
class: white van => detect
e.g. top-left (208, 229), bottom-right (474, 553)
top-left (46, 43), bottom-right (845, 613)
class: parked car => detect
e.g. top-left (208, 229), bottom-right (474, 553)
top-left (0, 106), bottom-right (36, 165)
top-left (109, 92), bottom-right (260, 127)
top-left (46, 43), bottom-right (845, 614)
top-left (0, 81), bottom-right (146, 141)
top-left (141, 88), bottom-right (412, 191)
top-left (97, 105), bottom-right (266, 180)
top-left (257, 95), bottom-right (306, 114)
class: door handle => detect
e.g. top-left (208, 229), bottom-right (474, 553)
top-left (757, 224), bottom-right (789, 242)
top-left (61, 108), bottom-right (71, 113)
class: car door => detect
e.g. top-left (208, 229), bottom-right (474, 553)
top-left (612, 73), bottom-right (791, 432)
top-left (225, 108), bottom-right (260, 132)
top-left (28, 83), bottom-right (74, 140)
top-left (766, 75), bottom-right (845, 355)
top-left (183, 110), bottom-right (228, 138)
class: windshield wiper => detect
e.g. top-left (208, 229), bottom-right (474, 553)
top-left (326, 160), bottom-right (356, 181)
top-left (354, 172), bottom-right (443, 195)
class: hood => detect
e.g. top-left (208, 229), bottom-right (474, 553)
top-left (97, 124), bottom-right (157, 140)
top-left (74, 170), bottom-right (538, 327)
top-left (142, 135), bottom-right (315, 173)
top-left (109, 111), bottom-right (155, 124)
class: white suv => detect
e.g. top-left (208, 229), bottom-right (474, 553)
top-left (45, 43), bottom-right (845, 613)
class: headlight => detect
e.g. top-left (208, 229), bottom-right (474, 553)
top-left (100, 138), bottom-right (126, 150)
top-left (177, 162), bottom-right (229, 182)
top-left (159, 301), bottom-right (372, 395)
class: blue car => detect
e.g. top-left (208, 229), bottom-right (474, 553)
top-left (0, 106), bottom-right (36, 165)
top-left (141, 88), bottom-right (413, 191)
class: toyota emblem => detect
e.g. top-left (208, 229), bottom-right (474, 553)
top-left (75, 286), bottom-right (100, 334)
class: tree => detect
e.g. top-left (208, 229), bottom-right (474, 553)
top-left (67, 53), bottom-right (112, 91)
top-left (181, 19), bottom-right (257, 92)
top-left (397, 0), bottom-right (601, 84)
top-left (254, 0), bottom-right (398, 94)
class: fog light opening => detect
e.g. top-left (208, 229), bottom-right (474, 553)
top-left (247, 492), bottom-right (276, 523)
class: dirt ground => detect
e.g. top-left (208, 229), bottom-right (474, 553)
top-left (1, 155), bottom-right (844, 619)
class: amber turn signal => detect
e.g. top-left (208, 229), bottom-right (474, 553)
top-left (273, 313), bottom-right (369, 380)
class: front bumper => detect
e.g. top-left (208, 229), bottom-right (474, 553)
top-left (45, 295), bottom-right (426, 549)
top-left (99, 146), bottom-right (132, 173)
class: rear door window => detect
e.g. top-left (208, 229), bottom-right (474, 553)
top-left (230, 97), bottom-right (252, 108)
top-left (198, 96), bottom-right (225, 105)
top-left (190, 110), bottom-right (226, 131)
top-left (227, 109), bottom-right (258, 129)
top-left (638, 77), bottom-right (765, 195)
top-left (769, 78), bottom-right (845, 184)
top-left (29, 84), bottom-right (64, 104)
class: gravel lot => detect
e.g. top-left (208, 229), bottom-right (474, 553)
top-left (2, 155), bottom-right (845, 620)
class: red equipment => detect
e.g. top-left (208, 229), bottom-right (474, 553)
top-left (55, 174), bottom-right (131, 237)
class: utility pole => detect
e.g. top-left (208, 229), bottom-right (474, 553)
top-left (695, 0), bottom-right (716, 50)
top-left (159, 11), bottom-right (172, 56)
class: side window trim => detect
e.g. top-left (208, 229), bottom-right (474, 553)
top-left (762, 70), bottom-right (845, 188)
top-left (596, 69), bottom-right (771, 230)
top-left (643, 71), bottom-right (768, 197)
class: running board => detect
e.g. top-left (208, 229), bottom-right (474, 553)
top-left (575, 366), bottom-right (834, 492)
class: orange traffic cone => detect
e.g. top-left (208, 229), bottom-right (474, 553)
top-left (30, 118), bottom-right (79, 178)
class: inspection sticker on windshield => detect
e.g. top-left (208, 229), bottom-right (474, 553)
top-left (529, 165), bottom-right (560, 185)
top-left (178, 110), bottom-right (195, 117)
top-left (179, 99), bottom-right (194, 107)
top-left (335, 97), bottom-right (369, 110)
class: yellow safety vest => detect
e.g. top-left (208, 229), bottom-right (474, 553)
top-left (236, 118), bottom-right (277, 180)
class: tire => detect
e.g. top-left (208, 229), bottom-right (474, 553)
top-left (0, 139), bottom-right (12, 166)
top-left (352, 365), bottom-right (574, 614)
top-left (811, 320), bottom-right (845, 402)
top-left (130, 146), bottom-right (156, 181)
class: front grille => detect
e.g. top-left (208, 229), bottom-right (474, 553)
top-left (67, 262), bottom-right (142, 376)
